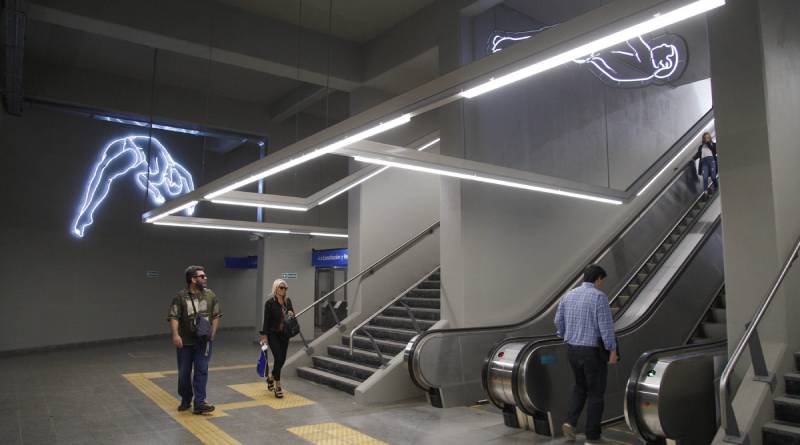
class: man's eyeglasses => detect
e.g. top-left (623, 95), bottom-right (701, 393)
top-left (195, 274), bottom-right (208, 279)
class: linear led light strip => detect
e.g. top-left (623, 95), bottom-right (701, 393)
top-left (152, 220), bottom-right (347, 238)
top-left (209, 200), bottom-right (309, 212)
top-left (636, 119), bottom-right (715, 197)
top-left (460, 0), bottom-right (725, 98)
top-left (202, 114), bottom-right (413, 201)
top-left (145, 200), bottom-right (199, 223)
top-left (354, 156), bottom-right (623, 205)
top-left (316, 138), bottom-right (441, 205)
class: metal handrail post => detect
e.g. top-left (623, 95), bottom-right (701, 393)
top-left (294, 221), bottom-right (440, 320)
top-left (719, 234), bottom-right (800, 443)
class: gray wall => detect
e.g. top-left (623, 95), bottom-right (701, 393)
top-left (437, 5), bottom-right (713, 328)
top-left (0, 107), bottom-right (267, 352)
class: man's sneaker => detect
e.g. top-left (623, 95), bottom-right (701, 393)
top-left (562, 423), bottom-right (576, 441)
top-left (192, 403), bottom-right (215, 415)
top-left (177, 402), bottom-right (191, 412)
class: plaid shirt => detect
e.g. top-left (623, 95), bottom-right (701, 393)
top-left (555, 282), bottom-right (617, 351)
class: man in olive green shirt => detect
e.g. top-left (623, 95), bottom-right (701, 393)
top-left (167, 265), bottom-right (221, 415)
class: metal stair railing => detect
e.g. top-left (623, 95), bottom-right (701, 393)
top-left (348, 265), bottom-right (441, 365)
top-left (719, 233), bottom-right (800, 443)
top-left (293, 221), bottom-right (440, 353)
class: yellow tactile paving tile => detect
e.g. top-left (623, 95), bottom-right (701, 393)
top-left (227, 382), bottom-right (315, 409)
top-left (288, 422), bottom-right (389, 445)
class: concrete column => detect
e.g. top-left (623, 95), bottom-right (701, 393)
top-left (709, 0), bottom-right (800, 354)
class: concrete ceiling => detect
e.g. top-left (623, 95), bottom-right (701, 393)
top-left (213, 0), bottom-right (438, 44)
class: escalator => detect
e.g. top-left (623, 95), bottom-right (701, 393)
top-left (483, 209), bottom-right (723, 436)
top-left (406, 112), bottom-right (715, 408)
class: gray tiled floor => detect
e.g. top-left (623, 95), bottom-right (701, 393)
top-left (0, 330), bottom-right (641, 445)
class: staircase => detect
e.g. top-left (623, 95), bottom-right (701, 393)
top-left (296, 269), bottom-right (441, 395)
top-left (689, 287), bottom-right (727, 344)
top-left (611, 191), bottom-right (714, 316)
top-left (762, 353), bottom-right (800, 444)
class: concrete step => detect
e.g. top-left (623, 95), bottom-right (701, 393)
top-left (311, 355), bottom-right (377, 381)
top-left (711, 307), bottom-right (727, 324)
top-left (296, 366), bottom-right (360, 395)
top-left (382, 306), bottom-right (440, 320)
top-left (406, 288), bottom-right (440, 299)
top-left (361, 325), bottom-right (417, 342)
top-left (763, 421), bottom-right (800, 445)
top-left (428, 272), bottom-right (441, 281)
top-left (327, 344), bottom-right (390, 367)
top-left (417, 280), bottom-right (441, 289)
top-left (398, 297), bottom-right (440, 309)
top-left (370, 315), bottom-right (434, 331)
top-left (786, 373), bottom-right (800, 397)
top-left (343, 335), bottom-right (407, 356)
top-left (775, 397), bottom-right (800, 425)
top-left (700, 322), bottom-right (727, 341)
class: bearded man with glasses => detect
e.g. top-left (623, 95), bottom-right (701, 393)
top-left (167, 265), bottom-right (221, 415)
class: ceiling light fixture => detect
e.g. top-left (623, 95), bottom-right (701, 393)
top-left (460, 0), bottom-right (725, 99)
top-left (145, 200), bottom-right (199, 223)
top-left (153, 220), bottom-right (291, 234)
top-left (203, 114), bottom-right (413, 200)
top-left (209, 199), bottom-right (309, 212)
top-left (353, 156), bottom-right (623, 205)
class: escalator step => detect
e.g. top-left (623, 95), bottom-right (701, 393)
top-left (663, 243), bottom-right (673, 250)
top-left (646, 262), bottom-right (657, 272)
top-left (654, 253), bottom-right (665, 262)
top-left (611, 307), bottom-right (620, 316)
top-left (617, 295), bottom-right (630, 306)
top-left (637, 273), bottom-right (648, 282)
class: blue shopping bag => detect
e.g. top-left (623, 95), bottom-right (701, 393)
top-left (256, 346), bottom-right (268, 378)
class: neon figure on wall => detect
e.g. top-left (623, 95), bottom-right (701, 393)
top-left (71, 136), bottom-right (195, 238)
top-left (488, 29), bottom-right (687, 88)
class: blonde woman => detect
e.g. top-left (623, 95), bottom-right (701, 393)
top-left (259, 278), bottom-right (294, 398)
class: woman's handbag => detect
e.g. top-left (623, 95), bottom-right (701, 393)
top-left (282, 308), bottom-right (301, 338)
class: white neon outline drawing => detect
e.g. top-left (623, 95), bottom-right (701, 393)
top-left (71, 136), bottom-right (195, 238)
top-left (489, 29), bottom-right (686, 87)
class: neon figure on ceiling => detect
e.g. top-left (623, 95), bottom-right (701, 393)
top-left (489, 29), bottom-right (687, 88)
top-left (71, 136), bottom-right (195, 238)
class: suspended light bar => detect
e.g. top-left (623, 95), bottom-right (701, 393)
top-left (152, 216), bottom-right (348, 238)
top-left (154, 220), bottom-right (291, 234)
top-left (354, 156), bottom-right (623, 205)
top-left (209, 199), bottom-right (309, 212)
top-left (317, 167), bottom-right (390, 205)
top-left (636, 119), bottom-right (715, 197)
top-left (203, 114), bottom-right (413, 200)
top-left (145, 200), bottom-right (199, 223)
top-left (416, 138), bottom-right (441, 152)
top-left (460, 0), bottom-right (725, 99)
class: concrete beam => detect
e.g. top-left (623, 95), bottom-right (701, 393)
top-left (2, 0), bottom-right (26, 116)
top-left (27, 1), bottom-right (363, 91)
top-left (270, 85), bottom-right (332, 124)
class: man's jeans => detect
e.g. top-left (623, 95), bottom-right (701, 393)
top-left (176, 340), bottom-right (212, 408)
top-left (700, 156), bottom-right (718, 191)
top-left (565, 345), bottom-right (608, 441)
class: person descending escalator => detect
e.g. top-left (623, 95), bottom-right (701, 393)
top-left (555, 265), bottom-right (619, 444)
top-left (694, 132), bottom-right (719, 195)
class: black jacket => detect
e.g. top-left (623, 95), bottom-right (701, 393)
top-left (693, 141), bottom-right (717, 162)
top-left (260, 295), bottom-right (294, 335)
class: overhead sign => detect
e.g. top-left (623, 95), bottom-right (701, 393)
top-left (225, 256), bottom-right (258, 269)
top-left (312, 248), bottom-right (348, 268)
top-left (281, 272), bottom-right (298, 280)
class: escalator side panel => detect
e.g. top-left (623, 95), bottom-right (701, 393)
top-left (517, 221), bottom-right (725, 426)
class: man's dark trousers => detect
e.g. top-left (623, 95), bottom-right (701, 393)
top-left (564, 345), bottom-right (608, 440)
top-left (176, 340), bottom-right (213, 408)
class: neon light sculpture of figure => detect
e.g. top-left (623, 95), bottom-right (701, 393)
top-left (71, 136), bottom-right (195, 238)
top-left (489, 29), bottom-right (686, 88)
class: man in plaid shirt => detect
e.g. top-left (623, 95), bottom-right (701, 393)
top-left (555, 264), bottom-right (619, 443)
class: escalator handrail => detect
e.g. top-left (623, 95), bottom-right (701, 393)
top-left (719, 231), bottom-right (800, 440)
top-left (407, 123), bottom-right (713, 391)
top-left (625, 339), bottom-right (727, 442)
top-left (511, 214), bottom-right (723, 415)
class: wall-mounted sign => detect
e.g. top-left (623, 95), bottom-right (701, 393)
top-left (488, 29), bottom-right (687, 88)
top-left (224, 256), bottom-right (258, 269)
top-left (281, 272), bottom-right (298, 280)
top-left (145, 270), bottom-right (160, 279)
top-left (312, 248), bottom-right (348, 268)
top-left (71, 136), bottom-right (195, 238)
